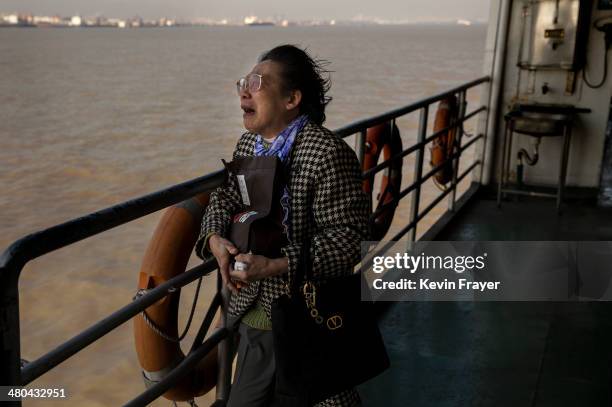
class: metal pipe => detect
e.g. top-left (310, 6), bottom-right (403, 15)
top-left (362, 106), bottom-right (486, 180)
top-left (390, 160), bottom-right (481, 243)
top-left (0, 171), bottom-right (225, 273)
top-left (517, 137), bottom-right (541, 167)
top-left (188, 291), bottom-right (222, 353)
top-left (482, 0), bottom-right (513, 186)
top-left (369, 134), bottom-right (482, 222)
top-left (557, 125), bottom-right (572, 212)
top-left (504, 121), bottom-right (515, 191)
top-left (449, 91), bottom-right (468, 211)
top-left (0, 171), bottom-right (223, 391)
top-left (123, 328), bottom-right (229, 407)
top-left (363, 159), bottom-right (482, 270)
top-left (497, 121), bottom-right (511, 206)
top-left (409, 107), bottom-right (428, 242)
top-left (21, 260), bottom-right (217, 385)
top-left (215, 284), bottom-right (234, 402)
top-left (514, 3), bottom-right (529, 97)
top-left (384, 135), bottom-right (482, 216)
top-left (0, 265), bottom-right (21, 404)
top-left (369, 134), bottom-right (482, 219)
top-left (334, 76), bottom-right (489, 139)
top-left (500, 189), bottom-right (557, 198)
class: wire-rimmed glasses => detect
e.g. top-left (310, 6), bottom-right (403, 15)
top-left (236, 73), bottom-right (263, 94)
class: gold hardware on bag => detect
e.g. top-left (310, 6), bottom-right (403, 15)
top-left (327, 315), bottom-right (343, 330)
top-left (302, 281), bottom-right (341, 330)
top-left (303, 281), bottom-right (316, 307)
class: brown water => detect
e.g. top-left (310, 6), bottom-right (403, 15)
top-left (0, 25), bottom-right (486, 406)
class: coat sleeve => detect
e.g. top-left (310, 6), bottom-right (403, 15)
top-left (281, 140), bottom-right (371, 281)
top-left (195, 136), bottom-right (247, 260)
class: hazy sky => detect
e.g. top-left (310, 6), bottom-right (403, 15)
top-left (2, 0), bottom-right (490, 22)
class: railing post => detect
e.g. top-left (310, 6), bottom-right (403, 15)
top-left (448, 91), bottom-right (467, 212)
top-left (355, 129), bottom-right (367, 166)
top-left (0, 261), bottom-right (23, 407)
top-left (409, 107), bottom-right (428, 244)
top-left (215, 274), bottom-right (233, 404)
top-left (478, 85), bottom-right (492, 186)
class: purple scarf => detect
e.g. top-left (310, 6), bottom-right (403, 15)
top-left (254, 114), bottom-right (308, 239)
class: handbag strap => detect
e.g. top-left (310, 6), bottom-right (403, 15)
top-left (288, 233), bottom-right (308, 297)
top-left (290, 206), bottom-right (315, 297)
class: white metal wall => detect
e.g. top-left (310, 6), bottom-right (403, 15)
top-left (476, 0), bottom-right (611, 188)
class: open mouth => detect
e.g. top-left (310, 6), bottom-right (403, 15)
top-left (242, 106), bottom-right (256, 116)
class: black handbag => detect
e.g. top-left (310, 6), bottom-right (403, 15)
top-left (271, 236), bottom-right (390, 406)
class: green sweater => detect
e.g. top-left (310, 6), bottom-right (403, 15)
top-left (241, 301), bottom-right (272, 330)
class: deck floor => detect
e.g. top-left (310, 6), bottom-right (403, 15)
top-left (359, 192), bottom-right (612, 406)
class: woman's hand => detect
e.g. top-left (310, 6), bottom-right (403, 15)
top-left (229, 253), bottom-right (289, 283)
top-left (208, 234), bottom-right (240, 293)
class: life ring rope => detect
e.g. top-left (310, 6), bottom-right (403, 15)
top-left (133, 275), bottom-right (203, 343)
top-left (370, 181), bottom-right (400, 220)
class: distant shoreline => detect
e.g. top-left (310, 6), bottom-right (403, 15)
top-left (0, 22), bottom-right (488, 29)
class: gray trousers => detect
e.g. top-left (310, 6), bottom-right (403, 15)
top-left (226, 323), bottom-right (276, 407)
top-left (226, 322), bottom-right (361, 407)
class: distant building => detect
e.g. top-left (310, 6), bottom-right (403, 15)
top-left (243, 16), bottom-right (257, 25)
top-left (5, 14), bottom-right (19, 25)
top-left (0, 12), bottom-right (236, 29)
top-left (69, 15), bottom-right (82, 27)
top-left (106, 18), bottom-right (127, 28)
top-left (157, 18), bottom-right (175, 27)
top-left (33, 15), bottom-right (62, 26)
top-left (130, 17), bottom-right (143, 28)
top-left (1, 13), bottom-right (35, 26)
top-left (243, 16), bottom-right (274, 26)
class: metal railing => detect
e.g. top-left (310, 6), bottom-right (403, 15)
top-left (0, 75), bottom-right (489, 406)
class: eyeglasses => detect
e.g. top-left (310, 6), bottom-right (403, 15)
top-left (236, 73), bottom-right (263, 94)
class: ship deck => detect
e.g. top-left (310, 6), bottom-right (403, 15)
top-left (360, 188), bottom-right (612, 406)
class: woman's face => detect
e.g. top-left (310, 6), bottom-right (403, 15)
top-left (239, 60), bottom-right (301, 138)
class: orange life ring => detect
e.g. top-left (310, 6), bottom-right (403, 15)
top-left (134, 193), bottom-right (217, 401)
top-left (362, 122), bottom-right (403, 241)
top-left (430, 96), bottom-right (459, 186)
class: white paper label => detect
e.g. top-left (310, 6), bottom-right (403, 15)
top-left (237, 174), bottom-right (250, 206)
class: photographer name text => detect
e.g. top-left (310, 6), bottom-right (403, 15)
top-left (372, 278), bottom-right (501, 292)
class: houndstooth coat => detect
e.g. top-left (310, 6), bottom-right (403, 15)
top-left (195, 121), bottom-right (370, 407)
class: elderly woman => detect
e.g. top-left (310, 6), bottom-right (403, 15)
top-left (196, 45), bottom-right (369, 407)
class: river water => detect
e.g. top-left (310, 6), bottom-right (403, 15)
top-left (0, 25), bottom-right (486, 406)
